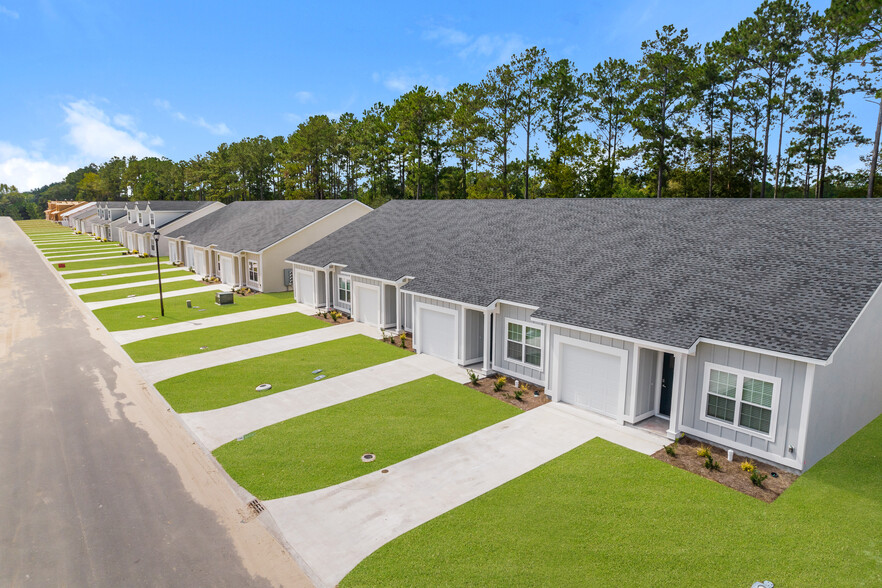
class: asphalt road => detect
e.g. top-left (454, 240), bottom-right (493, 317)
top-left (0, 219), bottom-right (310, 587)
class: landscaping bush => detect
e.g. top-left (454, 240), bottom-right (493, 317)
top-left (751, 470), bottom-right (768, 487)
top-left (493, 376), bottom-right (506, 393)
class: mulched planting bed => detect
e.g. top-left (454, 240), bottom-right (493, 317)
top-left (313, 311), bottom-right (355, 326)
top-left (381, 331), bottom-right (414, 352)
top-left (653, 435), bottom-right (797, 502)
top-left (467, 375), bottom-right (550, 411)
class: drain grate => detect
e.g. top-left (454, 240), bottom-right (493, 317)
top-left (247, 499), bottom-right (265, 516)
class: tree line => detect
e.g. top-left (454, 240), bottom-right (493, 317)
top-left (5, 0), bottom-right (880, 220)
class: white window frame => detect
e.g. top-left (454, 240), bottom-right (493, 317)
top-left (503, 318), bottom-right (545, 371)
top-left (700, 362), bottom-right (781, 442)
top-left (338, 276), bottom-right (352, 305)
top-left (248, 260), bottom-right (259, 283)
top-left (149, 212), bottom-right (155, 227)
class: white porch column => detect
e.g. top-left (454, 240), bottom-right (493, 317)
top-left (627, 344), bottom-right (642, 424)
top-left (395, 285), bottom-right (401, 332)
top-left (325, 270), bottom-right (332, 310)
top-left (482, 309), bottom-right (491, 373)
top-left (666, 352), bottom-right (687, 439)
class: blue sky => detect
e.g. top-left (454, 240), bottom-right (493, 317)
top-left (1, 0), bottom-right (869, 191)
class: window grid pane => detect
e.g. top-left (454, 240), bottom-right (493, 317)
top-left (507, 340), bottom-right (523, 362)
top-left (709, 369), bottom-right (737, 398)
top-left (524, 345), bottom-right (541, 367)
top-left (739, 404), bottom-right (772, 434)
top-left (707, 394), bottom-right (736, 423)
top-left (507, 323), bottom-right (522, 343)
top-left (525, 327), bottom-right (542, 347)
top-left (742, 378), bottom-right (773, 408)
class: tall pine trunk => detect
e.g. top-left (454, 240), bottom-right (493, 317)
top-left (773, 77), bottom-right (790, 199)
top-left (760, 82), bottom-right (773, 198)
top-left (869, 99), bottom-right (882, 198)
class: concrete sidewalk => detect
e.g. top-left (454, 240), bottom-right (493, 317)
top-left (138, 320), bottom-right (381, 382)
top-left (67, 267), bottom-right (189, 284)
top-left (74, 275), bottom-right (200, 295)
top-left (112, 302), bottom-right (309, 344)
top-left (48, 253), bottom-right (131, 263)
top-left (60, 262), bottom-right (175, 275)
top-left (181, 354), bottom-right (471, 450)
top-left (265, 402), bottom-right (666, 588)
top-left (85, 285), bottom-right (225, 310)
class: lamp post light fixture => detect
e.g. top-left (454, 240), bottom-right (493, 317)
top-left (153, 230), bottom-right (165, 317)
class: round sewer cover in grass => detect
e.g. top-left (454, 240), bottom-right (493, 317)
top-left (255, 383), bottom-right (272, 392)
top-left (137, 315), bottom-right (146, 318)
top-left (362, 453), bottom-right (376, 462)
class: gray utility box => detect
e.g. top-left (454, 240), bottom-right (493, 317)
top-left (215, 291), bottom-right (234, 305)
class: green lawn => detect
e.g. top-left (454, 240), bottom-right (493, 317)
top-left (214, 375), bottom-right (520, 499)
top-left (41, 246), bottom-right (117, 255)
top-left (93, 290), bottom-right (293, 331)
top-left (40, 241), bottom-right (117, 250)
top-left (155, 335), bottom-right (409, 413)
top-left (62, 264), bottom-right (176, 280)
top-left (56, 256), bottom-right (168, 271)
top-left (122, 312), bottom-right (328, 362)
top-left (79, 278), bottom-right (204, 302)
top-left (343, 416), bottom-right (882, 587)
top-left (71, 269), bottom-right (192, 289)
top-left (46, 250), bottom-right (124, 260)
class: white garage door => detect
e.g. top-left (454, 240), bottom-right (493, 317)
top-left (354, 285), bottom-right (380, 326)
top-left (185, 246), bottom-right (194, 269)
top-left (194, 251), bottom-right (206, 276)
top-left (558, 342), bottom-right (625, 418)
top-left (296, 270), bottom-right (315, 306)
top-left (417, 307), bottom-right (457, 363)
top-left (221, 257), bottom-right (235, 286)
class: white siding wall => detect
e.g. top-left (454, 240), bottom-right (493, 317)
top-left (807, 287), bottom-right (882, 470)
top-left (493, 303), bottom-right (547, 384)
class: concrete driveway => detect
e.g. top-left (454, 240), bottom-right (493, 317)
top-left (265, 402), bottom-right (666, 588)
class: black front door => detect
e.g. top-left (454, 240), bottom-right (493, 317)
top-left (659, 352), bottom-right (675, 417)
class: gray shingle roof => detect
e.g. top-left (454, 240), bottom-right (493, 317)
top-left (166, 200), bottom-right (358, 253)
top-left (144, 200), bottom-right (211, 212)
top-left (288, 199), bottom-right (882, 361)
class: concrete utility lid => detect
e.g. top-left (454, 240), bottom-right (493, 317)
top-left (255, 384), bottom-right (272, 392)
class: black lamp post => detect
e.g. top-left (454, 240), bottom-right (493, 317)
top-left (153, 230), bottom-right (165, 316)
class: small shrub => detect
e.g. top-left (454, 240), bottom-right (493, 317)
top-left (740, 460), bottom-right (756, 473)
top-left (664, 444), bottom-right (677, 457)
top-left (696, 445), bottom-right (712, 458)
top-left (513, 383), bottom-right (528, 401)
top-left (330, 311), bottom-right (340, 323)
top-left (492, 376), bottom-right (506, 393)
top-left (704, 455), bottom-right (721, 471)
top-left (751, 470), bottom-right (768, 487)
top-left (467, 369), bottom-right (479, 385)
top-left (399, 332), bottom-right (408, 348)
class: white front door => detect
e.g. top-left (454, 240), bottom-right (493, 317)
top-left (417, 306), bottom-right (458, 363)
top-left (557, 340), bottom-right (627, 419)
top-left (296, 270), bottom-right (315, 306)
top-left (354, 284), bottom-right (380, 326)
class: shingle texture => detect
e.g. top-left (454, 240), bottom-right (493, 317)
top-left (289, 199), bottom-right (882, 361)
top-left (144, 200), bottom-right (210, 212)
top-left (166, 200), bottom-right (357, 253)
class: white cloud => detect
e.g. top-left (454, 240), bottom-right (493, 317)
top-left (0, 5), bottom-right (19, 19)
top-left (374, 71), bottom-right (449, 93)
top-left (63, 100), bottom-right (161, 160)
top-left (0, 142), bottom-right (72, 191)
top-left (0, 99), bottom-right (165, 190)
top-left (155, 99), bottom-right (231, 136)
top-left (422, 25), bottom-right (525, 66)
top-left (294, 91), bottom-right (314, 103)
top-left (422, 26), bottom-right (470, 46)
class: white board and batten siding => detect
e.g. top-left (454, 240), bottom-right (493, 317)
top-left (493, 303), bottom-right (546, 384)
top-left (680, 341), bottom-right (807, 470)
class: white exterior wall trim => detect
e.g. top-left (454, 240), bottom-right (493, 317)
top-left (795, 363), bottom-right (815, 469)
top-left (532, 317), bottom-right (689, 356)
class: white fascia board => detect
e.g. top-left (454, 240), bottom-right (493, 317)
top-left (531, 316), bottom-right (691, 356)
top-left (687, 337), bottom-right (828, 367)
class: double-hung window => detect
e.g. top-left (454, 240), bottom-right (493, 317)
top-left (505, 319), bottom-right (543, 368)
top-left (703, 363), bottom-right (779, 438)
top-left (338, 276), bottom-right (351, 304)
top-left (248, 261), bottom-right (259, 282)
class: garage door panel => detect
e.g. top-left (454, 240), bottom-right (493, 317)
top-left (221, 258), bottom-right (235, 286)
top-left (559, 342), bottom-right (623, 418)
top-left (418, 308), bottom-right (457, 363)
top-left (355, 286), bottom-right (380, 326)
top-left (296, 272), bottom-right (315, 306)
